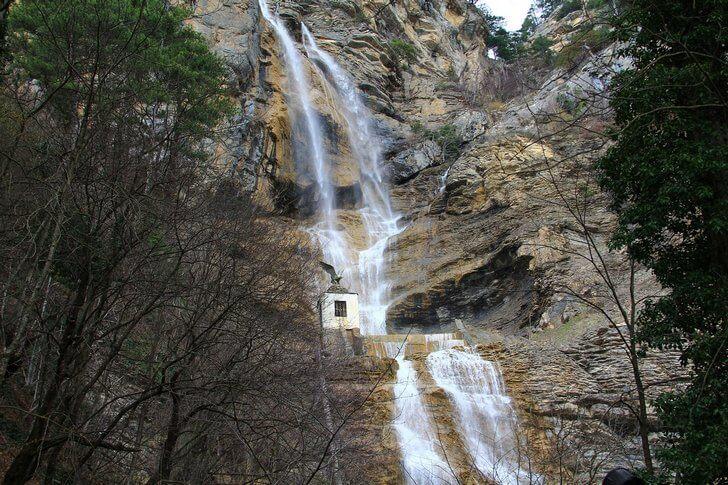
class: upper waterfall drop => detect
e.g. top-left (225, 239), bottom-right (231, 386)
top-left (257, 0), bottom-right (348, 272)
top-left (301, 24), bottom-right (401, 336)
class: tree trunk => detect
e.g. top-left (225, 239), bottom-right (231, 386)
top-left (630, 346), bottom-right (654, 474)
top-left (147, 378), bottom-right (182, 485)
top-left (2, 267), bottom-right (90, 484)
top-left (0, 215), bottom-right (63, 388)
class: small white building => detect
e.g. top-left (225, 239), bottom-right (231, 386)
top-left (318, 283), bottom-right (359, 331)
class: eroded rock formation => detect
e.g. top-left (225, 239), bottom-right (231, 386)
top-left (187, 0), bottom-right (686, 481)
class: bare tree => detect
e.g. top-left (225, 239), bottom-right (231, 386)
top-left (455, 2), bottom-right (661, 475)
top-left (0, 2), bottom-right (385, 482)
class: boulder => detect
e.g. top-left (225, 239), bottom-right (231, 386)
top-left (382, 139), bottom-right (442, 184)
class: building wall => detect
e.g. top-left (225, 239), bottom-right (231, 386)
top-left (320, 292), bottom-right (359, 330)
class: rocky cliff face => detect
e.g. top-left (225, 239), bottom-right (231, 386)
top-left (189, 0), bottom-right (489, 213)
top-left (189, 1), bottom-right (685, 481)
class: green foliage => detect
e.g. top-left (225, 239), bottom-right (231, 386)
top-left (0, 1), bottom-right (10, 60)
top-left (388, 38), bottom-right (418, 66)
top-left (554, 26), bottom-right (611, 69)
top-left (554, 44), bottom-right (581, 69)
top-left (481, 6), bottom-right (552, 63)
top-left (556, 88), bottom-right (587, 117)
top-left (432, 124), bottom-right (462, 162)
top-left (519, 6), bottom-right (541, 38)
top-left (489, 26), bottom-right (522, 61)
top-left (555, 0), bottom-right (582, 19)
top-left (8, 0), bottom-right (232, 134)
top-left (598, 0), bottom-right (728, 482)
top-left (0, 1), bottom-right (321, 482)
top-left (530, 35), bottom-right (555, 64)
top-left (412, 123), bottom-right (463, 163)
top-left (536, 0), bottom-right (563, 17)
top-left (653, 382), bottom-right (728, 484)
top-left (481, 12), bottom-right (523, 62)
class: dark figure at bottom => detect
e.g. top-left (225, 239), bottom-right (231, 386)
top-left (603, 467), bottom-right (646, 485)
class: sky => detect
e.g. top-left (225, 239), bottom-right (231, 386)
top-left (478, 0), bottom-right (532, 31)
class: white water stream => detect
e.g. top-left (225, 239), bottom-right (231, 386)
top-left (258, 8), bottom-right (530, 483)
top-left (380, 342), bottom-right (456, 484)
top-left (257, 0), bottom-right (348, 270)
top-left (301, 24), bottom-right (401, 336)
top-left (438, 164), bottom-right (452, 194)
top-left (427, 349), bottom-right (534, 484)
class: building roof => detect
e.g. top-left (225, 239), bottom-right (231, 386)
top-left (325, 283), bottom-right (358, 295)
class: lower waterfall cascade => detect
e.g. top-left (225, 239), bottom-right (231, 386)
top-left (379, 342), bottom-right (455, 484)
top-left (427, 349), bottom-right (536, 484)
top-left (257, 5), bottom-right (534, 482)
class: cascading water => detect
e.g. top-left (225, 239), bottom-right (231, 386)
top-left (301, 24), bottom-right (401, 336)
top-left (426, 349), bottom-right (535, 484)
top-left (257, 0), bottom-right (348, 271)
top-left (438, 165), bottom-right (452, 194)
top-left (259, 12), bottom-right (532, 482)
top-left (382, 343), bottom-right (456, 484)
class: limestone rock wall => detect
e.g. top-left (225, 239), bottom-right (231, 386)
top-left (188, 0), bottom-right (489, 218)
top-left (475, 327), bottom-right (686, 481)
top-left (187, 1), bottom-right (687, 481)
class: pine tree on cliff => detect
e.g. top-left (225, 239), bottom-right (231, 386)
top-left (1, 0), bottom-right (232, 482)
top-left (598, 0), bottom-right (727, 482)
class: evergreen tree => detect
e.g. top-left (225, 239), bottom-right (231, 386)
top-left (0, 0), bottom-right (12, 58)
top-left (519, 5), bottom-right (541, 40)
top-left (536, 0), bottom-right (564, 16)
top-left (598, 1), bottom-right (728, 482)
top-left (480, 10), bottom-right (522, 61)
top-left (1, 1), bottom-right (234, 481)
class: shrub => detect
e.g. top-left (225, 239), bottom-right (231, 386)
top-left (410, 123), bottom-right (464, 162)
top-left (554, 26), bottom-right (611, 69)
top-left (556, 0), bottom-right (582, 19)
top-left (388, 38), bottom-right (418, 65)
top-left (433, 124), bottom-right (464, 162)
top-left (411, 121), bottom-right (425, 134)
top-left (556, 88), bottom-right (587, 117)
top-left (531, 35), bottom-right (556, 65)
top-left (554, 42), bottom-right (583, 69)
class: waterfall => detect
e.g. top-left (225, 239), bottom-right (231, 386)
top-left (301, 24), bottom-right (401, 336)
top-left (384, 343), bottom-right (456, 484)
top-left (257, 0), bottom-right (348, 270)
top-left (426, 349), bottom-right (534, 484)
top-left (438, 164), bottom-right (452, 194)
top-left (259, 13), bottom-right (533, 482)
